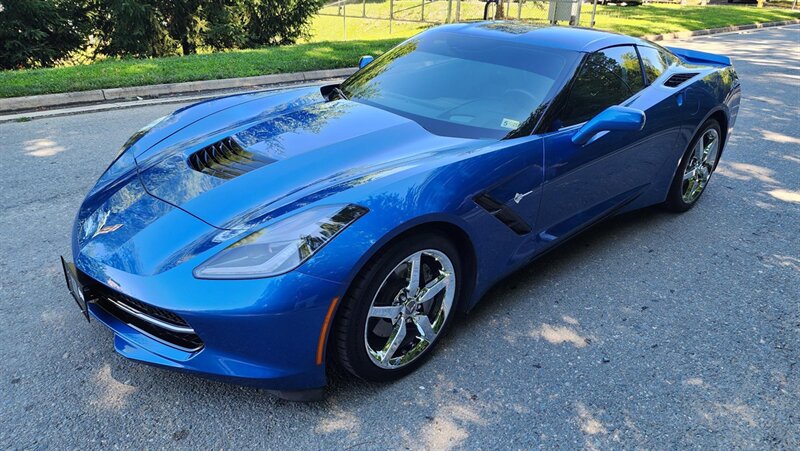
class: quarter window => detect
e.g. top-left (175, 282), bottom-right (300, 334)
top-left (555, 45), bottom-right (645, 128)
top-left (638, 46), bottom-right (670, 83)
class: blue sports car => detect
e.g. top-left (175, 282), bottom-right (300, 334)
top-left (63, 23), bottom-right (740, 400)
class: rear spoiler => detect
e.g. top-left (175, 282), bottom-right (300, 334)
top-left (666, 46), bottom-right (732, 66)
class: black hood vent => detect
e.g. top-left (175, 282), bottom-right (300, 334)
top-left (663, 72), bottom-right (699, 88)
top-left (187, 136), bottom-right (275, 180)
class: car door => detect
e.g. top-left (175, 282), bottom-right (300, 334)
top-left (535, 45), bottom-right (683, 243)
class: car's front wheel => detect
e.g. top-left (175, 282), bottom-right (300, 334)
top-left (664, 119), bottom-right (722, 212)
top-left (332, 233), bottom-right (461, 382)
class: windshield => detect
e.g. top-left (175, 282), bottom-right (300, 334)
top-left (340, 31), bottom-right (576, 139)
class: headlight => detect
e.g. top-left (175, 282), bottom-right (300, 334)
top-left (193, 204), bottom-right (368, 279)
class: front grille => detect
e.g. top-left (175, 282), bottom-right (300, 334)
top-left (187, 136), bottom-right (274, 179)
top-left (663, 72), bottom-right (699, 88)
top-left (78, 272), bottom-right (203, 351)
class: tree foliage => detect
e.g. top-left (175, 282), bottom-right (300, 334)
top-left (0, 0), bottom-right (93, 69)
top-left (95, 0), bottom-right (176, 58)
top-left (0, 0), bottom-right (325, 69)
top-left (246, 0), bottom-right (323, 46)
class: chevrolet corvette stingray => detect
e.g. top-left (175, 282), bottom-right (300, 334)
top-left (63, 22), bottom-right (740, 400)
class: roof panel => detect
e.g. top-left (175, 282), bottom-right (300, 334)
top-left (429, 22), bottom-right (642, 52)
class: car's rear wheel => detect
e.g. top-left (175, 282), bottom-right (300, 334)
top-left (664, 119), bottom-right (722, 212)
top-left (332, 233), bottom-right (461, 382)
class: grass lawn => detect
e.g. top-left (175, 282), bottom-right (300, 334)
top-left (1, 4), bottom-right (797, 99)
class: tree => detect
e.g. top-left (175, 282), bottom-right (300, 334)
top-left (0, 0), bottom-right (92, 69)
top-left (159, 0), bottom-right (204, 55)
top-left (245, 0), bottom-right (324, 46)
top-left (202, 0), bottom-right (247, 50)
top-left (1, 0), bottom-right (326, 67)
top-left (94, 0), bottom-right (176, 58)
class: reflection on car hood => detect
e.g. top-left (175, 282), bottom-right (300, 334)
top-left (134, 87), bottom-right (483, 229)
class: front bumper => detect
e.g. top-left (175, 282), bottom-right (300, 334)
top-left (73, 256), bottom-right (343, 392)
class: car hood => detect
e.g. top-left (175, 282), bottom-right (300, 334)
top-left (133, 87), bottom-right (483, 230)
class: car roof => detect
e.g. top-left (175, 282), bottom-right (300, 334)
top-left (429, 21), bottom-right (647, 53)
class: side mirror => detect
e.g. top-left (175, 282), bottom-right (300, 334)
top-left (358, 55), bottom-right (374, 70)
top-left (571, 106), bottom-right (646, 146)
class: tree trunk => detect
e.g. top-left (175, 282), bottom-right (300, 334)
top-left (181, 37), bottom-right (196, 55)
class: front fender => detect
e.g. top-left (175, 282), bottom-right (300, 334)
top-left (298, 135), bottom-right (546, 310)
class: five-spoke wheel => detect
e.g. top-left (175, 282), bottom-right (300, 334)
top-left (332, 233), bottom-right (461, 381)
top-left (364, 249), bottom-right (455, 369)
top-left (682, 128), bottom-right (720, 204)
top-left (665, 119), bottom-right (722, 212)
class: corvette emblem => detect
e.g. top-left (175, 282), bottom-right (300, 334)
top-left (95, 223), bottom-right (123, 236)
top-left (513, 191), bottom-right (533, 204)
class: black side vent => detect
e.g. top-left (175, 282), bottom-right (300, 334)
top-left (663, 72), bottom-right (699, 88)
top-left (187, 136), bottom-right (274, 179)
top-left (474, 193), bottom-right (532, 235)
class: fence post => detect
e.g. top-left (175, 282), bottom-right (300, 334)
top-left (362, 0), bottom-right (366, 17)
top-left (446, 0), bottom-right (453, 22)
top-left (390, 0), bottom-right (394, 33)
top-left (421, 0), bottom-right (425, 21)
top-left (590, 0), bottom-right (598, 27)
top-left (518, 0), bottom-right (523, 19)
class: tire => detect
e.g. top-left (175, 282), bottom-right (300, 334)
top-left (331, 232), bottom-right (462, 382)
top-left (663, 119), bottom-right (722, 212)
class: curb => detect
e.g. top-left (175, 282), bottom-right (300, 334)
top-left (642, 18), bottom-right (799, 41)
top-left (0, 67), bottom-right (356, 114)
top-left (1, 19), bottom-right (797, 114)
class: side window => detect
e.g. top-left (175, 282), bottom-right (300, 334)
top-left (638, 46), bottom-right (670, 83)
top-left (598, 46), bottom-right (646, 93)
top-left (556, 45), bottom-right (645, 128)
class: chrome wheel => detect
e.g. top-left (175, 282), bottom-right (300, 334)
top-left (682, 128), bottom-right (720, 203)
top-left (364, 249), bottom-right (456, 369)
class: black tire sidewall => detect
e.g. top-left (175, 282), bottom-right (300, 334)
top-left (333, 233), bottom-right (462, 382)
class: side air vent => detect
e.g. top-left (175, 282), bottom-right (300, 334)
top-left (187, 136), bottom-right (275, 179)
top-left (663, 72), bottom-right (699, 88)
top-left (474, 193), bottom-right (532, 235)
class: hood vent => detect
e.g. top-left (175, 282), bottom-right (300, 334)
top-left (187, 136), bottom-right (275, 180)
top-left (663, 72), bottom-right (699, 88)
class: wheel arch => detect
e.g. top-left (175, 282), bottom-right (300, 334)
top-left (689, 107), bottom-right (729, 169)
top-left (343, 217), bottom-right (477, 312)
top-left (707, 109), bottom-right (729, 161)
top-left (323, 217), bottom-right (478, 364)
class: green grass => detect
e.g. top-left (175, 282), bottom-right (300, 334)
top-left (0, 39), bottom-right (405, 99)
top-left (586, 4), bottom-right (800, 36)
top-left (1, 4), bottom-right (797, 99)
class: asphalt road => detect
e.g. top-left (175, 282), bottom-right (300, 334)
top-left (1, 26), bottom-right (798, 450)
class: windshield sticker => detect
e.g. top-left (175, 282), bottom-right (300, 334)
top-left (501, 118), bottom-right (520, 129)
